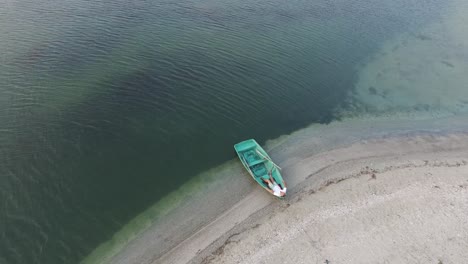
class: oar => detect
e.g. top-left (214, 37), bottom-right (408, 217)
top-left (255, 149), bottom-right (282, 171)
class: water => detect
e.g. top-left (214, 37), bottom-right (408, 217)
top-left (0, 0), bottom-right (460, 263)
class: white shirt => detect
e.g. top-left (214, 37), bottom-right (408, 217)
top-left (272, 185), bottom-right (286, 197)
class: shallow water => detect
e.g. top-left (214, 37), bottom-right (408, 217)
top-left (0, 0), bottom-right (463, 263)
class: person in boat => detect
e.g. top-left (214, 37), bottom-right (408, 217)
top-left (262, 173), bottom-right (286, 197)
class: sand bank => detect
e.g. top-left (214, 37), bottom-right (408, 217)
top-left (106, 113), bottom-right (468, 264)
top-left (198, 132), bottom-right (468, 264)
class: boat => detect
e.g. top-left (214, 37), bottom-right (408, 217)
top-left (234, 139), bottom-right (287, 197)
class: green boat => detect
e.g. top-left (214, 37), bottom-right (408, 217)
top-left (234, 139), bottom-right (287, 197)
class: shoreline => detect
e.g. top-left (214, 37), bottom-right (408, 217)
top-left (105, 113), bottom-right (468, 264)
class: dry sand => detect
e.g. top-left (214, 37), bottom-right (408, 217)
top-left (197, 133), bottom-right (468, 264)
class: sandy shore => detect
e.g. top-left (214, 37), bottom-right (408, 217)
top-left (104, 114), bottom-right (468, 264)
top-left (196, 133), bottom-right (468, 264)
top-left (117, 113), bottom-right (468, 264)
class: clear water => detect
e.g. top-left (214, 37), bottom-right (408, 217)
top-left (0, 0), bottom-right (461, 263)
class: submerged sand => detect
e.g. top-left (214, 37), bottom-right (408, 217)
top-left (349, 0), bottom-right (468, 114)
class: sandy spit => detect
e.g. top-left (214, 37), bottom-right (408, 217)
top-left (192, 132), bottom-right (468, 264)
top-left (105, 112), bottom-right (468, 264)
top-left (135, 121), bottom-right (468, 264)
